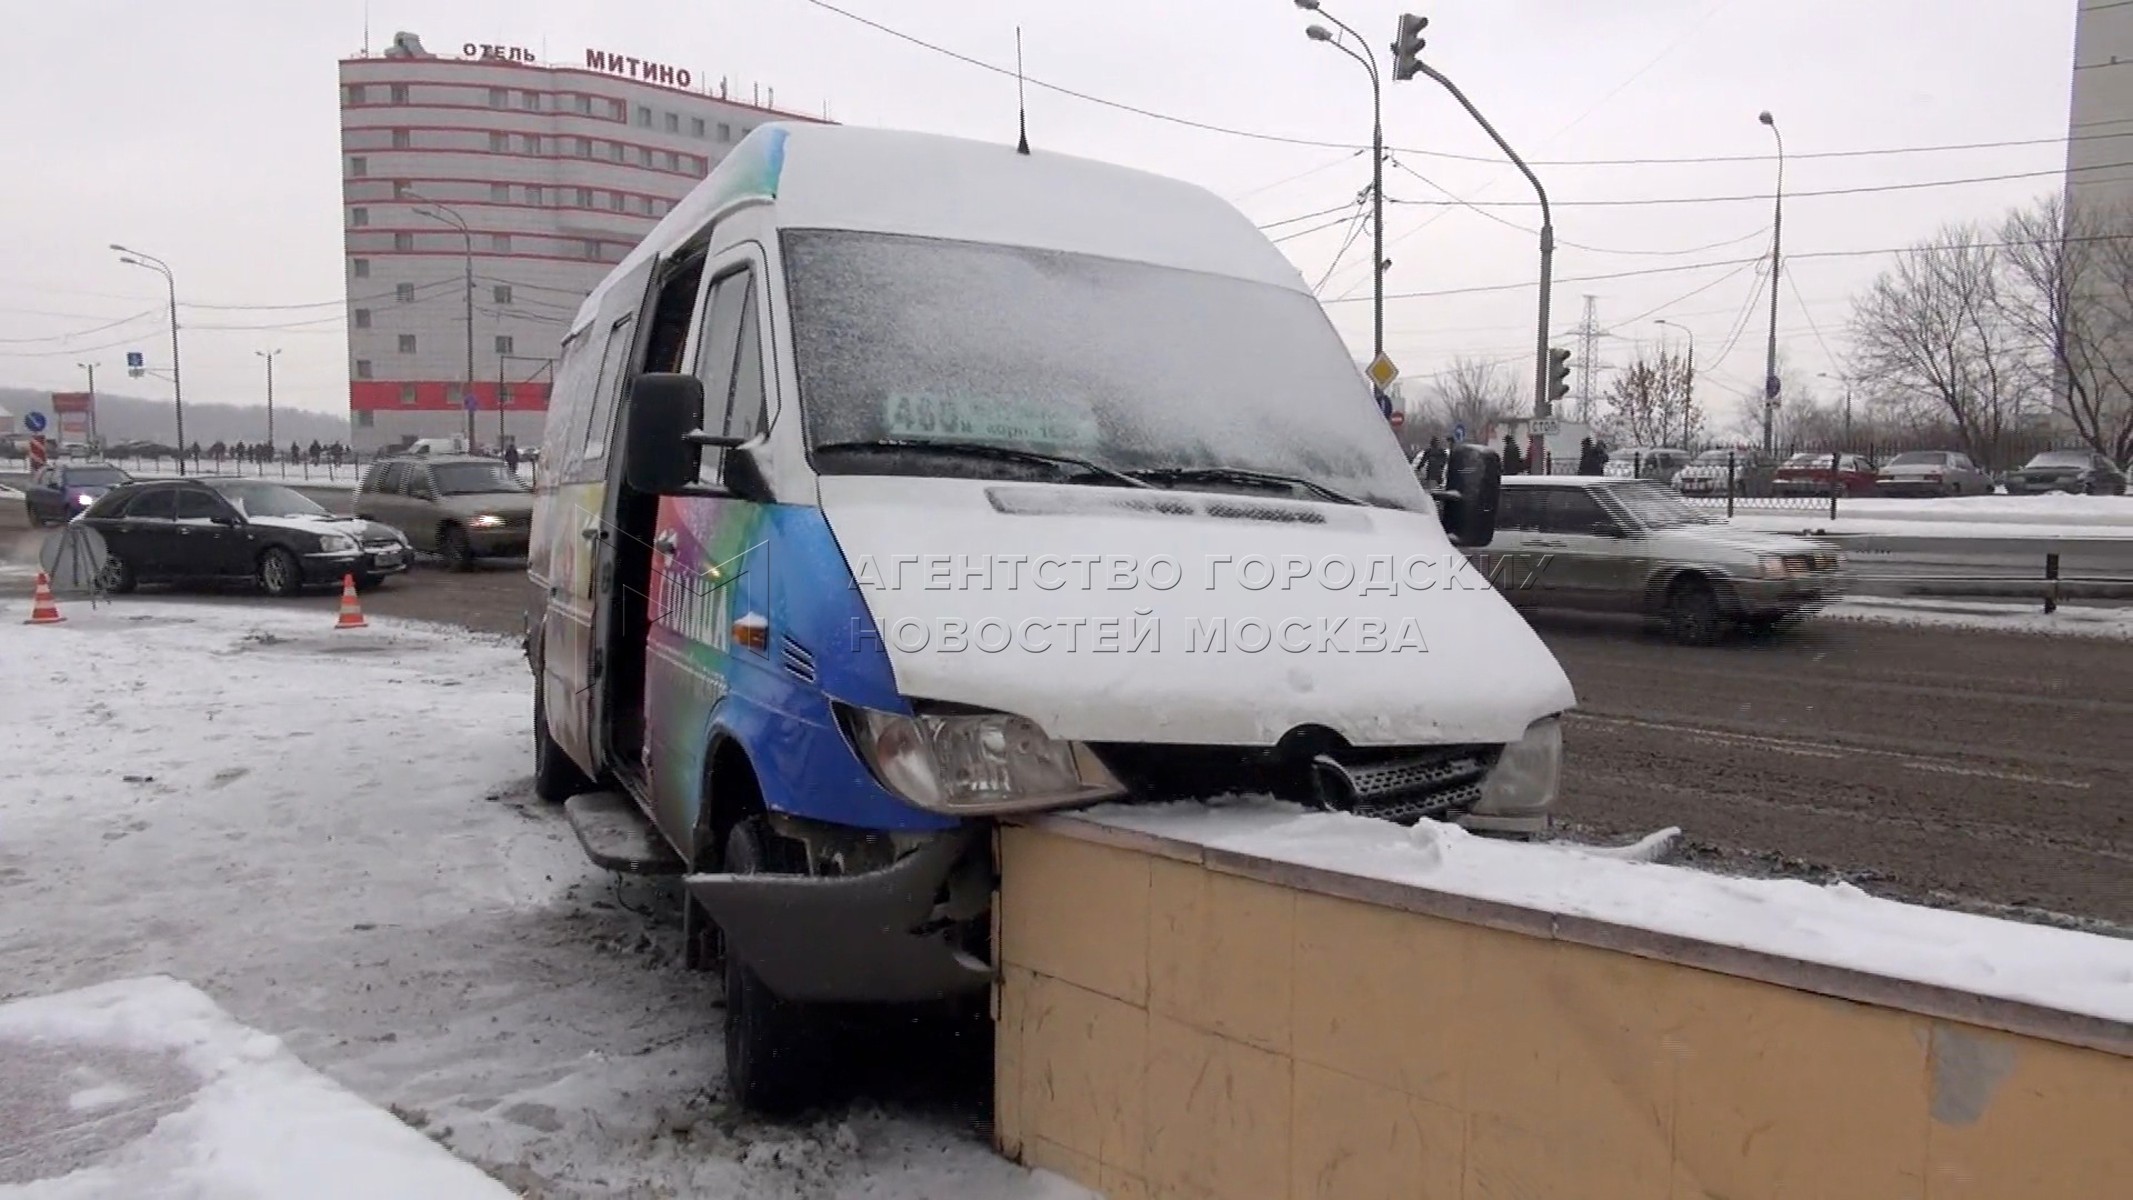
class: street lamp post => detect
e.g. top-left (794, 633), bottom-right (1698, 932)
top-left (255, 348), bottom-right (282, 449)
top-left (1295, 2), bottom-right (1387, 397)
top-left (1654, 319), bottom-right (1696, 449)
top-left (1759, 111), bottom-right (1786, 455)
top-left (1818, 371), bottom-right (1854, 446)
top-left (111, 244), bottom-right (186, 474)
top-left (408, 191), bottom-right (477, 450)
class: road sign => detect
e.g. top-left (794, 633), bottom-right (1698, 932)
top-left (22, 411), bottom-right (46, 433)
top-left (1451, 422), bottom-right (1466, 443)
top-left (1365, 353), bottom-right (1400, 391)
top-left (1388, 410), bottom-right (1405, 428)
top-left (463, 391), bottom-right (479, 412)
top-left (125, 351), bottom-right (144, 368)
top-left (1765, 374), bottom-right (1782, 400)
top-left (1532, 417), bottom-right (1561, 436)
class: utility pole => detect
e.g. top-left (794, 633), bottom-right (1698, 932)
top-left (255, 349), bottom-right (282, 448)
top-left (1759, 111), bottom-right (1786, 454)
top-left (111, 245), bottom-right (185, 475)
top-left (76, 362), bottom-right (98, 447)
top-left (409, 191), bottom-right (477, 450)
top-left (1297, 2), bottom-right (1394, 412)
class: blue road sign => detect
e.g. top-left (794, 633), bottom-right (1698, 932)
top-left (23, 411), bottom-right (47, 433)
top-left (1452, 422), bottom-right (1466, 443)
top-left (463, 392), bottom-right (479, 411)
top-left (125, 351), bottom-right (144, 369)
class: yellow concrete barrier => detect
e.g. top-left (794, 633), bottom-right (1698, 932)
top-left (992, 818), bottom-right (2133, 1200)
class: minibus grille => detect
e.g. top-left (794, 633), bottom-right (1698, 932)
top-left (1089, 741), bottom-right (1497, 827)
top-left (780, 636), bottom-right (817, 684)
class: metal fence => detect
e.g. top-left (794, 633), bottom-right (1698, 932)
top-left (1, 448), bottom-right (539, 490)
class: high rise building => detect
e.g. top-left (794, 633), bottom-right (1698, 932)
top-left (339, 32), bottom-right (824, 451)
top-left (2068, 1), bottom-right (2133, 209)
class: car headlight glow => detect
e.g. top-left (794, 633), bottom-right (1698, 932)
top-left (319, 533), bottom-right (357, 553)
top-left (469, 514), bottom-right (505, 528)
top-left (838, 703), bottom-right (1126, 816)
top-left (73, 493), bottom-right (93, 506)
top-left (1474, 717), bottom-right (1562, 816)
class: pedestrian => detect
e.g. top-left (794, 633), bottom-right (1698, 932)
top-left (1502, 433), bottom-right (1524, 476)
top-left (504, 443), bottom-right (521, 475)
top-left (1420, 436), bottom-right (1448, 488)
top-left (1589, 436), bottom-right (1610, 475)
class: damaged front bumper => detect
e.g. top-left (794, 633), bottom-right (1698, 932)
top-left (685, 822), bottom-right (993, 1005)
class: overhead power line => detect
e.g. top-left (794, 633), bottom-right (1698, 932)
top-left (1382, 161), bottom-right (2133, 210)
top-left (800, 0), bottom-right (2127, 169)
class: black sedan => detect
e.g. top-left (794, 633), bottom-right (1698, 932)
top-left (2003, 450), bottom-right (2127, 496)
top-left (80, 478), bottom-right (413, 597)
top-left (23, 462), bottom-right (134, 525)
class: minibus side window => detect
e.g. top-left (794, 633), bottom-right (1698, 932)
top-left (581, 315), bottom-right (636, 464)
top-left (725, 280), bottom-right (765, 443)
top-left (692, 267), bottom-right (756, 485)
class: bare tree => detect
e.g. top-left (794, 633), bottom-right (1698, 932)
top-left (1604, 349), bottom-right (1699, 447)
top-left (1421, 356), bottom-right (1519, 443)
top-left (1847, 222), bottom-right (2045, 464)
top-left (1998, 194), bottom-right (2133, 464)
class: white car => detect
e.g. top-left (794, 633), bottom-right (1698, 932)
top-left (1876, 450), bottom-right (1989, 497)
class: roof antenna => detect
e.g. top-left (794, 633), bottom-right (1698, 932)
top-left (1014, 26), bottom-right (1031, 155)
top-left (361, 1), bottom-right (371, 56)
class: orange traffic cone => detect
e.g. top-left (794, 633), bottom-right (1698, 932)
top-left (333, 574), bottom-right (367, 630)
top-left (24, 572), bottom-right (65, 625)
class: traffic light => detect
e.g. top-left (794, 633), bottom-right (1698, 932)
top-left (1547, 347), bottom-right (1572, 405)
top-left (1391, 14), bottom-right (1429, 81)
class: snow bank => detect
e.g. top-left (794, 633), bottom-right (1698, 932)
top-left (1826, 596), bottom-right (2133, 640)
top-left (1732, 514), bottom-right (2133, 542)
top-left (1718, 494), bottom-right (2133, 526)
top-left (1083, 800), bottom-right (2133, 1025)
top-left (0, 600), bottom-right (1085, 1199)
top-left (0, 975), bottom-right (514, 1197)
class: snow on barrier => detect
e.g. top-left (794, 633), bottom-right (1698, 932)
top-left (991, 804), bottom-right (2133, 1200)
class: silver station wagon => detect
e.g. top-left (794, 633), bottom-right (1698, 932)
top-left (1466, 476), bottom-right (1848, 643)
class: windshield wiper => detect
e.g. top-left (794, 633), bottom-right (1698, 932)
top-left (813, 439), bottom-right (1158, 490)
top-left (1124, 466), bottom-right (1361, 506)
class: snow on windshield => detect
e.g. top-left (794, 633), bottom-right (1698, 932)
top-left (1887, 452), bottom-right (1947, 466)
top-left (1607, 480), bottom-right (1712, 527)
top-left (781, 230), bottom-right (1427, 510)
top-left (2029, 450), bottom-right (2091, 467)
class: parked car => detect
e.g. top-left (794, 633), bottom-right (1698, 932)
top-left (22, 462), bottom-right (133, 525)
top-left (1672, 448), bottom-right (1778, 497)
top-left (80, 477), bottom-right (411, 596)
top-left (1772, 452), bottom-right (1878, 497)
top-left (1602, 447), bottom-right (1691, 484)
top-left (1472, 476), bottom-right (1847, 643)
top-left (1874, 450), bottom-right (1990, 497)
top-left (2002, 449), bottom-right (2127, 495)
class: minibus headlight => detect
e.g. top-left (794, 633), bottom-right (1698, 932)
top-left (1474, 717), bottom-right (1561, 816)
top-left (838, 703), bottom-right (1126, 816)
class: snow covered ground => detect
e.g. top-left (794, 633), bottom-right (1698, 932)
top-left (0, 599), bottom-right (1086, 1199)
top-left (0, 976), bottom-right (515, 1197)
top-left (1086, 801), bottom-right (2133, 1025)
top-left (1825, 596), bottom-right (2133, 639)
top-left (1726, 494), bottom-right (2133, 541)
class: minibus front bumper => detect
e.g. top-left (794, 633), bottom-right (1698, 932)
top-left (684, 824), bottom-right (992, 1004)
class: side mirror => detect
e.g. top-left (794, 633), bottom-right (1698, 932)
top-left (623, 373), bottom-right (707, 494)
top-left (1433, 443), bottom-right (1501, 548)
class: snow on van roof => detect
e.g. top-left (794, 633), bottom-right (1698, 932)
top-left (573, 122), bottom-right (1309, 333)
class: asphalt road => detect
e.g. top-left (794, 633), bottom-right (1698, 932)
top-left (4, 494), bottom-right (2127, 930)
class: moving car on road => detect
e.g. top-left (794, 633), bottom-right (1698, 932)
top-left (528, 122), bottom-right (1574, 1113)
top-left (22, 462), bottom-right (132, 525)
top-left (1772, 452), bottom-right (1878, 497)
top-left (1874, 450), bottom-right (1990, 497)
top-left (2002, 449), bottom-right (2127, 496)
top-left (355, 454), bottom-right (532, 568)
top-left (1672, 447), bottom-right (1777, 497)
top-left (1471, 476), bottom-right (1846, 644)
top-left (81, 477), bottom-right (411, 596)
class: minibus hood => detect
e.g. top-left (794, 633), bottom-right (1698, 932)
top-left (815, 475), bottom-right (1575, 747)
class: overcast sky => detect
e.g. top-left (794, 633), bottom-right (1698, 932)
top-left (0, 0), bottom-right (2085, 433)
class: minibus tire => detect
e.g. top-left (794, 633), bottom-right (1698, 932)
top-left (722, 818), bottom-right (829, 1114)
top-left (532, 674), bottom-right (590, 804)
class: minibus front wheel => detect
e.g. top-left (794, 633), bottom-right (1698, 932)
top-left (721, 817), bottom-right (831, 1113)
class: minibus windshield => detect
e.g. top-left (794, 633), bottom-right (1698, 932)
top-left (783, 229), bottom-right (1428, 511)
